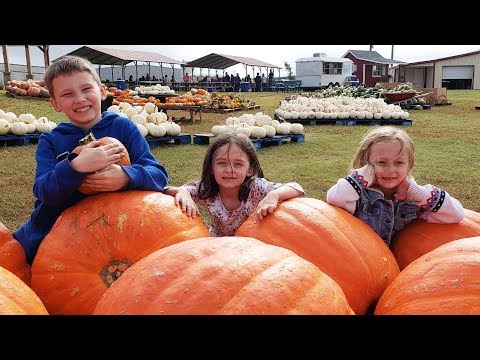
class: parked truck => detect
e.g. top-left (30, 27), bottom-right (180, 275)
top-left (295, 53), bottom-right (355, 91)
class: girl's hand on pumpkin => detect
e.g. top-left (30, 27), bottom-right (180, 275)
top-left (175, 190), bottom-right (200, 218)
top-left (72, 141), bottom-right (125, 173)
top-left (254, 192), bottom-right (280, 222)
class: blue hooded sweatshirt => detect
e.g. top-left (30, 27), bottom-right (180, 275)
top-left (14, 112), bottom-right (169, 264)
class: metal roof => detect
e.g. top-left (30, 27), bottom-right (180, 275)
top-left (185, 53), bottom-right (281, 70)
top-left (60, 46), bottom-right (185, 66)
top-left (342, 50), bottom-right (405, 65)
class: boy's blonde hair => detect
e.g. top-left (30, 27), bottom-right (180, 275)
top-left (44, 55), bottom-right (102, 97)
top-left (351, 126), bottom-right (415, 172)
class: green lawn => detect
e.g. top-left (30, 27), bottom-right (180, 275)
top-left (1, 89), bottom-right (479, 232)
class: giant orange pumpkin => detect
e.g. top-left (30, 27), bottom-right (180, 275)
top-left (72, 132), bottom-right (131, 195)
top-left (0, 266), bottom-right (48, 315)
top-left (391, 209), bottom-right (480, 270)
top-left (0, 221), bottom-right (31, 286)
top-left (94, 236), bottom-right (355, 315)
top-left (31, 190), bottom-right (210, 315)
top-left (375, 236), bottom-right (480, 315)
top-left (235, 197), bottom-right (399, 315)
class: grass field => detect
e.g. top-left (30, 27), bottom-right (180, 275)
top-left (1, 89), bottom-right (479, 232)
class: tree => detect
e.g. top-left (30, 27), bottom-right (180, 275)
top-left (284, 61), bottom-right (295, 80)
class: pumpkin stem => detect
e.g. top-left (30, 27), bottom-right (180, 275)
top-left (99, 259), bottom-right (132, 287)
top-left (79, 132), bottom-right (97, 145)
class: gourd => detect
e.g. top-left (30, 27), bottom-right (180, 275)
top-left (0, 221), bottom-right (31, 286)
top-left (375, 236), bottom-right (480, 315)
top-left (235, 197), bottom-right (400, 315)
top-left (31, 190), bottom-right (211, 315)
top-left (391, 208), bottom-right (480, 270)
top-left (0, 266), bottom-right (48, 315)
top-left (72, 132), bottom-right (131, 195)
top-left (93, 236), bottom-right (355, 315)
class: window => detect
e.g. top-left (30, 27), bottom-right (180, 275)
top-left (372, 65), bottom-right (382, 77)
top-left (323, 62), bottom-right (343, 75)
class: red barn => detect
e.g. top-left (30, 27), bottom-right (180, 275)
top-left (342, 50), bottom-right (405, 87)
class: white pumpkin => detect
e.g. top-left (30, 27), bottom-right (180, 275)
top-left (0, 118), bottom-right (10, 135)
top-left (149, 124), bottom-right (167, 137)
top-left (290, 123), bottom-right (304, 135)
top-left (211, 125), bottom-right (227, 136)
top-left (136, 123), bottom-right (148, 137)
top-left (106, 105), bottom-right (121, 113)
top-left (131, 114), bottom-right (147, 125)
top-left (143, 102), bottom-right (157, 115)
top-left (262, 125), bottom-right (276, 137)
top-left (18, 113), bottom-right (36, 124)
top-left (123, 107), bottom-right (138, 119)
top-left (249, 126), bottom-right (266, 139)
top-left (10, 121), bottom-right (28, 135)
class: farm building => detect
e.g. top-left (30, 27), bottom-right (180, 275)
top-left (389, 49), bottom-right (480, 89)
top-left (342, 50), bottom-right (405, 87)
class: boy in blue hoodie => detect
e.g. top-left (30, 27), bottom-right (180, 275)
top-left (14, 55), bottom-right (169, 264)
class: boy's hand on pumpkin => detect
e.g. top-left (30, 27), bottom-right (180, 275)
top-left (72, 141), bottom-right (125, 173)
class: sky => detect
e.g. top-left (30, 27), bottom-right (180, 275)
top-left (2, 45), bottom-right (480, 78)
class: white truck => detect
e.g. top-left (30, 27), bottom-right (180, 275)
top-left (295, 53), bottom-right (355, 91)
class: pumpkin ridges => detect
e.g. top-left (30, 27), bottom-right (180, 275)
top-left (235, 197), bottom-right (399, 315)
top-left (0, 222), bottom-right (31, 286)
top-left (375, 236), bottom-right (480, 315)
top-left (31, 190), bottom-right (211, 315)
top-left (391, 209), bottom-right (480, 270)
top-left (0, 266), bottom-right (48, 315)
top-left (94, 236), bottom-right (354, 315)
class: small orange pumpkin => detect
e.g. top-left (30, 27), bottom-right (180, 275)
top-left (391, 209), bottom-right (480, 270)
top-left (31, 190), bottom-right (211, 315)
top-left (94, 236), bottom-right (355, 315)
top-left (72, 132), bottom-right (131, 195)
top-left (0, 266), bottom-right (48, 315)
top-left (375, 236), bottom-right (480, 315)
top-left (0, 221), bottom-right (31, 286)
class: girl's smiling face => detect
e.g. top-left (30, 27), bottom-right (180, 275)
top-left (49, 71), bottom-right (106, 129)
top-left (369, 139), bottom-right (410, 191)
top-left (212, 143), bottom-right (254, 191)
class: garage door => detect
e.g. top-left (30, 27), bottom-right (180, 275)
top-left (442, 66), bottom-right (474, 79)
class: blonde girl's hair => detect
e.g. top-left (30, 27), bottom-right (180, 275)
top-left (351, 126), bottom-right (415, 172)
top-left (44, 55), bottom-right (102, 98)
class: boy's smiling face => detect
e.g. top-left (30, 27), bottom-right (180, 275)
top-left (49, 71), bottom-right (107, 129)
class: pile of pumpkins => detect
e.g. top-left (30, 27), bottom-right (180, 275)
top-left (1, 188), bottom-right (479, 315)
top-left (0, 109), bottom-right (56, 136)
top-left (275, 95), bottom-right (411, 121)
top-left (211, 112), bottom-right (304, 139)
top-left (106, 101), bottom-right (181, 137)
top-left (4, 80), bottom-right (50, 98)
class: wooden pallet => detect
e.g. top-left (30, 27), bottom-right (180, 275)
top-left (0, 133), bottom-right (41, 147)
top-left (251, 134), bottom-right (305, 150)
top-left (281, 117), bottom-right (412, 126)
top-left (193, 133), bottom-right (305, 150)
top-left (202, 105), bottom-right (260, 114)
top-left (145, 133), bottom-right (191, 148)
